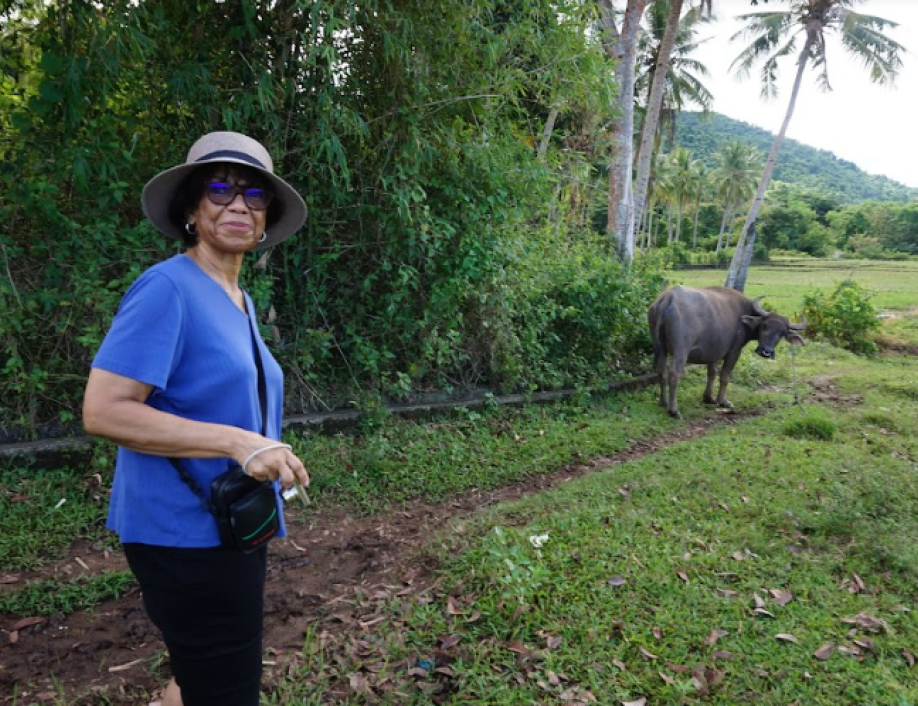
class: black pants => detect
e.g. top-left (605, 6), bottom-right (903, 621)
top-left (123, 543), bottom-right (267, 706)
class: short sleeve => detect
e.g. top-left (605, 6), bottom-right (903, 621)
top-left (91, 271), bottom-right (184, 391)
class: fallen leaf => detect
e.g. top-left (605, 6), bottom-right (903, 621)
top-left (439, 634), bottom-right (461, 649)
top-left (852, 572), bottom-right (867, 593)
top-left (853, 638), bottom-right (875, 651)
top-left (841, 613), bottom-right (888, 633)
top-left (712, 650), bottom-right (734, 660)
top-left (659, 672), bottom-right (677, 686)
top-left (676, 570), bottom-right (689, 584)
top-left (753, 608), bottom-right (775, 618)
top-left (446, 596), bottom-right (463, 615)
top-left (612, 658), bottom-right (627, 672)
top-left (546, 635), bottom-right (563, 650)
top-left (704, 629), bottom-right (729, 646)
top-left (652, 627), bottom-right (663, 639)
top-left (349, 674), bottom-right (371, 694)
top-left (464, 610), bottom-right (482, 623)
top-left (11, 617), bottom-right (44, 632)
top-left (732, 551), bottom-right (746, 561)
top-left (753, 593), bottom-right (766, 609)
top-left (769, 589), bottom-right (794, 606)
top-left (902, 649), bottom-right (915, 668)
top-left (717, 588), bottom-right (739, 598)
top-left (814, 643), bottom-right (836, 660)
top-left (775, 634), bottom-right (799, 644)
top-left (638, 646), bottom-right (658, 660)
top-left (108, 658), bottom-right (147, 673)
top-left (607, 575), bottom-right (626, 587)
top-left (837, 646), bottom-right (861, 657)
top-left (622, 699), bottom-right (646, 706)
top-left (0, 574), bottom-right (20, 585)
top-left (74, 556), bottom-right (90, 571)
top-left (666, 662), bottom-right (690, 673)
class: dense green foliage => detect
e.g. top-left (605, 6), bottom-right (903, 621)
top-left (801, 279), bottom-right (881, 356)
top-left (0, 0), bottom-right (664, 430)
top-left (675, 112), bottom-right (918, 204)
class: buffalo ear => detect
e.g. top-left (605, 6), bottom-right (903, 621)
top-left (740, 315), bottom-right (762, 329)
top-left (786, 332), bottom-right (805, 346)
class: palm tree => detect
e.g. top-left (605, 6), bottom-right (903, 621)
top-left (689, 160), bottom-right (712, 249)
top-left (714, 141), bottom-right (762, 252)
top-left (635, 0), bottom-right (714, 151)
top-left (724, 0), bottom-right (904, 290)
top-left (631, 0), bottom-right (684, 256)
top-left (599, 0), bottom-right (650, 263)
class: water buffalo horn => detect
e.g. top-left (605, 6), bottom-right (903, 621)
top-left (789, 316), bottom-right (806, 331)
top-left (751, 296), bottom-right (769, 316)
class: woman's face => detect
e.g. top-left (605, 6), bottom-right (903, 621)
top-left (188, 166), bottom-right (269, 254)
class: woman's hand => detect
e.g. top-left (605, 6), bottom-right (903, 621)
top-left (236, 437), bottom-right (309, 489)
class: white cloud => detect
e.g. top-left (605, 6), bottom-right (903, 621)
top-left (690, 0), bottom-right (918, 188)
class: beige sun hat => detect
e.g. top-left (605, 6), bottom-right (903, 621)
top-left (141, 131), bottom-right (307, 250)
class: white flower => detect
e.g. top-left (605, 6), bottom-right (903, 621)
top-left (528, 533), bottom-right (549, 548)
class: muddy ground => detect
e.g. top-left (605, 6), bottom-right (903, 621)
top-left (1, 412), bottom-right (760, 705)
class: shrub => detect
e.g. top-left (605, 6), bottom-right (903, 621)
top-left (800, 279), bottom-right (880, 356)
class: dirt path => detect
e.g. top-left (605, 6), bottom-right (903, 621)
top-left (1, 411), bottom-right (755, 705)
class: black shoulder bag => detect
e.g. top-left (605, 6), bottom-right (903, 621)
top-left (170, 315), bottom-right (281, 553)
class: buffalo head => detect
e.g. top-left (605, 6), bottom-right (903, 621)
top-left (741, 297), bottom-right (806, 359)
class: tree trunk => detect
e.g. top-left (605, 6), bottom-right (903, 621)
top-left (716, 192), bottom-right (730, 252)
top-left (538, 106), bottom-right (560, 161)
top-left (630, 0), bottom-right (683, 254)
top-left (599, 0), bottom-right (648, 264)
top-left (734, 222), bottom-right (757, 292)
top-left (691, 189), bottom-right (702, 248)
top-left (725, 33), bottom-right (814, 290)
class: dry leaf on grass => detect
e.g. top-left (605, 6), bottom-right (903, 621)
top-left (638, 646), bottom-right (658, 661)
top-left (704, 629), bottom-right (729, 646)
top-left (775, 634), bottom-right (799, 644)
top-left (622, 698), bottom-right (646, 706)
top-left (814, 643), bottom-right (836, 660)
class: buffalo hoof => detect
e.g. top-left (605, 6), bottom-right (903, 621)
top-left (717, 400), bottom-right (735, 410)
top-left (703, 395), bottom-right (716, 405)
top-left (668, 410), bottom-right (682, 419)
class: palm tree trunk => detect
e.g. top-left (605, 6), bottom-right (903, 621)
top-left (691, 189), bottom-right (702, 249)
top-left (734, 222), bottom-right (757, 292)
top-left (599, 0), bottom-right (648, 264)
top-left (716, 192), bottom-right (730, 252)
top-left (630, 0), bottom-right (683, 253)
top-left (725, 33), bottom-right (814, 290)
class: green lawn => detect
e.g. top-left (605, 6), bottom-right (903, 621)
top-left (670, 258), bottom-right (918, 315)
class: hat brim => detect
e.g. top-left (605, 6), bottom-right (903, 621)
top-left (141, 157), bottom-right (307, 250)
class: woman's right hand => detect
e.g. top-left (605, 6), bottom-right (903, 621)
top-left (235, 434), bottom-right (310, 490)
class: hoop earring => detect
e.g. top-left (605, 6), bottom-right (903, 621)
top-left (185, 222), bottom-right (197, 236)
top-left (258, 232), bottom-right (268, 243)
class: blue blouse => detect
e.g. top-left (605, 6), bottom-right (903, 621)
top-left (92, 254), bottom-right (287, 547)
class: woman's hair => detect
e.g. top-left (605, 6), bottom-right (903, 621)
top-left (167, 165), bottom-right (287, 248)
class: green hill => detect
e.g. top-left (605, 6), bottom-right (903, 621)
top-left (675, 112), bottom-right (917, 204)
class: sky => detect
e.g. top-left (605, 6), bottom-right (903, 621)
top-left (689, 0), bottom-right (918, 188)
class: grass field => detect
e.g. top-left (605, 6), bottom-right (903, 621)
top-left (3, 259), bottom-right (918, 705)
top-left (670, 257), bottom-right (918, 316)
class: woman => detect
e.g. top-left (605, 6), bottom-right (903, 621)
top-left (82, 131), bottom-right (310, 706)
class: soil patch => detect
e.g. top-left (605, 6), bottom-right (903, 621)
top-left (1, 410), bottom-right (758, 705)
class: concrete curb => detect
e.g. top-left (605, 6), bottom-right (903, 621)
top-left (1, 373), bottom-right (658, 469)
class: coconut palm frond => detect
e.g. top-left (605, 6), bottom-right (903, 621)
top-left (729, 12), bottom-right (796, 79)
top-left (839, 13), bottom-right (905, 86)
top-left (758, 37), bottom-right (798, 99)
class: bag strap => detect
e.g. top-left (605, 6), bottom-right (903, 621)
top-left (169, 299), bottom-right (268, 512)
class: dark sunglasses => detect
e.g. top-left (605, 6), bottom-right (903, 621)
top-left (206, 182), bottom-right (274, 211)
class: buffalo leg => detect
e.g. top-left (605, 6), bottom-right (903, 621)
top-left (654, 351), bottom-right (668, 408)
top-left (666, 358), bottom-right (684, 419)
top-left (703, 363), bottom-right (718, 404)
top-left (716, 354), bottom-right (741, 409)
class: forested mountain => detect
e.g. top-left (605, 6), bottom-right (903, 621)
top-left (675, 112), bottom-right (917, 204)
